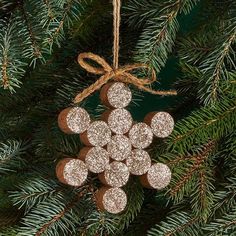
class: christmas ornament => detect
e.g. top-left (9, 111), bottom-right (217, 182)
top-left (56, 0), bottom-right (177, 214)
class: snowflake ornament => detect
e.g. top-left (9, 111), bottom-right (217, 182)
top-left (56, 82), bottom-right (174, 214)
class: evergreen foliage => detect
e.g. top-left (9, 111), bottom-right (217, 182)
top-left (0, 0), bottom-right (235, 235)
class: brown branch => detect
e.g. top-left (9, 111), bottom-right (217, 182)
top-left (36, 189), bottom-right (86, 236)
top-left (1, 55), bottom-right (9, 89)
top-left (72, 9), bottom-right (96, 37)
top-left (20, 4), bottom-right (42, 58)
top-left (167, 155), bottom-right (194, 166)
top-left (211, 31), bottom-right (236, 101)
top-left (170, 141), bottom-right (215, 196)
top-left (199, 168), bottom-right (207, 210)
top-left (173, 105), bottom-right (236, 144)
top-left (43, 0), bottom-right (55, 20)
top-left (165, 217), bottom-right (198, 236)
top-left (47, 0), bottom-right (74, 44)
top-left (146, 0), bottom-right (180, 66)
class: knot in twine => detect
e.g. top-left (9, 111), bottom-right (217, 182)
top-left (74, 52), bottom-right (177, 104)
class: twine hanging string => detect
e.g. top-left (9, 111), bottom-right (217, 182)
top-left (74, 0), bottom-right (177, 104)
top-left (113, 0), bottom-right (120, 70)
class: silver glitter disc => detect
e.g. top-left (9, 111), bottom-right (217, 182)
top-left (147, 163), bottom-right (172, 189)
top-left (126, 149), bottom-right (151, 175)
top-left (103, 161), bottom-right (130, 187)
top-left (129, 123), bottom-right (153, 149)
top-left (87, 121), bottom-right (112, 147)
top-left (107, 82), bottom-right (132, 108)
top-left (107, 135), bottom-right (132, 161)
top-left (63, 159), bottom-right (88, 186)
top-left (66, 107), bottom-right (91, 133)
top-left (150, 112), bottom-right (174, 138)
top-left (107, 109), bottom-right (133, 134)
top-left (103, 187), bottom-right (127, 214)
top-left (85, 147), bottom-right (110, 173)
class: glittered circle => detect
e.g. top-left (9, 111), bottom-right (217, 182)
top-left (107, 135), bottom-right (132, 161)
top-left (147, 163), bottom-right (172, 189)
top-left (103, 187), bottom-right (127, 214)
top-left (87, 121), bottom-right (112, 147)
top-left (63, 159), bottom-right (88, 186)
top-left (126, 149), bottom-right (151, 175)
top-left (107, 109), bottom-right (133, 134)
top-left (107, 82), bottom-right (132, 108)
top-left (129, 123), bottom-right (153, 149)
top-left (151, 112), bottom-right (174, 138)
top-left (66, 107), bottom-right (90, 133)
top-left (104, 161), bottom-right (130, 187)
top-left (85, 147), bottom-right (110, 173)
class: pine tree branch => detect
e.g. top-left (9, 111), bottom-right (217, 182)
top-left (20, 3), bottom-right (42, 61)
top-left (35, 188), bottom-right (87, 236)
top-left (46, 0), bottom-right (74, 46)
top-left (133, 0), bottom-right (199, 72)
top-left (199, 19), bottom-right (236, 105)
top-left (173, 106), bottom-right (235, 143)
top-left (204, 207), bottom-right (236, 235)
top-left (164, 217), bottom-right (198, 236)
top-left (1, 54), bottom-right (9, 89)
top-left (147, 211), bottom-right (201, 236)
top-left (168, 99), bottom-right (236, 153)
top-left (0, 140), bottom-right (27, 174)
top-left (170, 141), bottom-right (215, 197)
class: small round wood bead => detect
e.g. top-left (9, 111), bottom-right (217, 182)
top-left (80, 121), bottom-right (112, 147)
top-left (140, 163), bottom-right (172, 189)
top-left (56, 158), bottom-right (88, 187)
top-left (95, 187), bottom-right (127, 214)
top-left (100, 82), bottom-right (132, 108)
top-left (126, 149), bottom-right (151, 175)
top-left (58, 107), bottom-right (91, 134)
top-left (99, 161), bottom-right (130, 187)
top-left (129, 122), bottom-right (153, 149)
top-left (144, 112), bottom-right (174, 138)
top-left (79, 147), bottom-right (110, 173)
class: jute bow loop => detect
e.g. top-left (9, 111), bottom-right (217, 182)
top-left (74, 52), bottom-right (177, 104)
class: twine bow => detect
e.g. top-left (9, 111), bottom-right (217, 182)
top-left (73, 0), bottom-right (177, 104)
top-left (74, 52), bottom-right (177, 104)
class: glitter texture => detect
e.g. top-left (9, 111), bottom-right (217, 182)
top-left (107, 108), bottom-right (133, 134)
top-left (147, 163), bottom-right (172, 189)
top-left (66, 107), bottom-right (91, 133)
top-left (126, 149), bottom-right (151, 175)
top-left (85, 147), bottom-right (110, 173)
top-left (150, 112), bottom-right (174, 138)
top-left (129, 123), bottom-right (153, 149)
top-left (63, 159), bottom-right (88, 186)
top-left (107, 135), bottom-right (132, 161)
top-left (107, 82), bottom-right (132, 108)
top-left (87, 121), bottom-right (112, 146)
top-left (103, 187), bottom-right (127, 214)
top-left (103, 161), bottom-right (129, 187)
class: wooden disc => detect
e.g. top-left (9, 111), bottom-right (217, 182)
top-left (58, 107), bottom-right (90, 134)
top-left (95, 187), bottom-right (127, 214)
top-left (140, 163), bottom-right (171, 189)
top-left (100, 82), bottom-right (132, 108)
top-left (56, 158), bottom-right (88, 187)
top-left (99, 161), bottom-right (130, 187)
